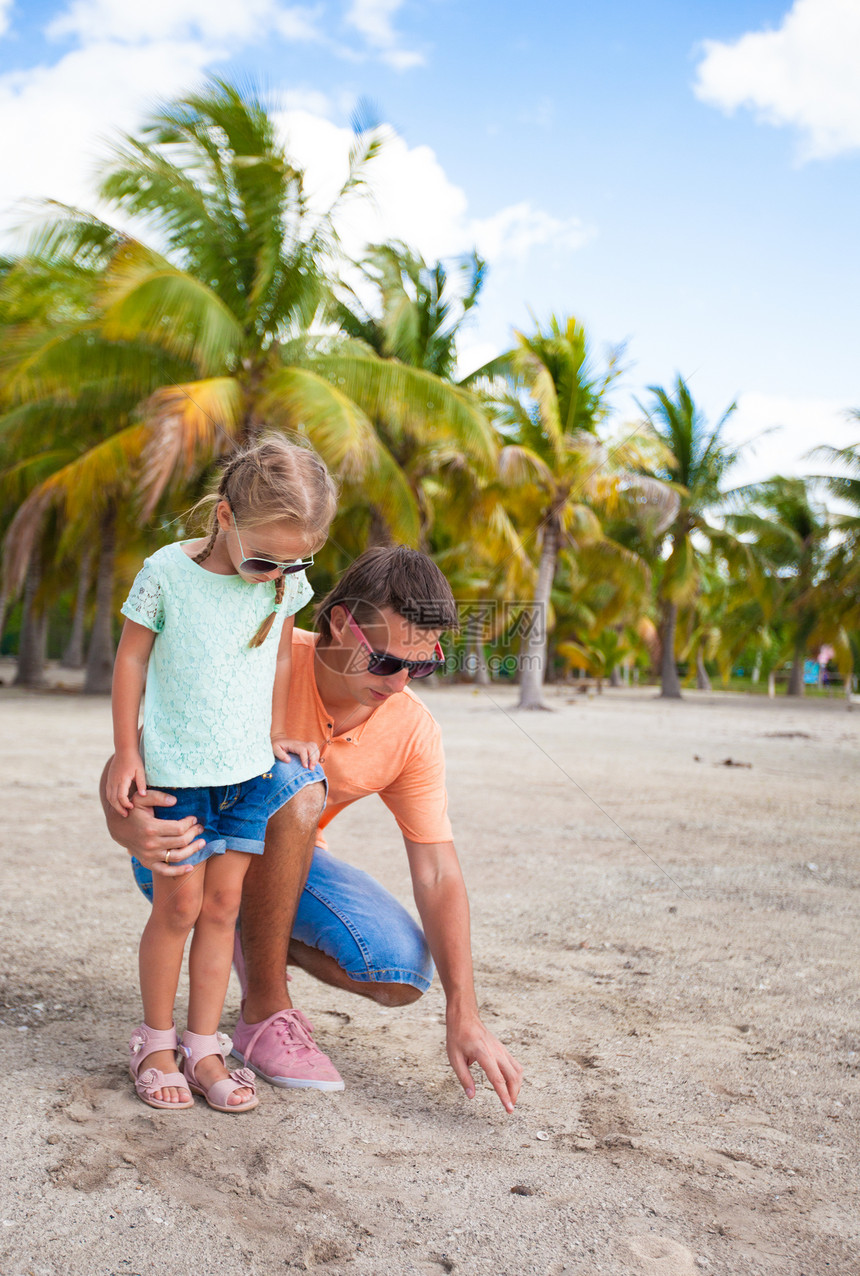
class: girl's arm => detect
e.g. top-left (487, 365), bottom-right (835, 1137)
top-left (106, 619), bottom-right (156, 815)
top-left (270, 616), bottom-right (320, 770)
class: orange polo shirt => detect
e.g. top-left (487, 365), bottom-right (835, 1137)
top-left (287, 629), bottom-right (452, 849)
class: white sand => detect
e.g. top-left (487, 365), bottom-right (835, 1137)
top-left (0, 669), bottom-right (858, 1275)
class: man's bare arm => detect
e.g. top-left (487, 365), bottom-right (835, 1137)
top-left (99, 758), bottom-right (205, 876)
top-left (404, 837), bottom-right (523, 1113)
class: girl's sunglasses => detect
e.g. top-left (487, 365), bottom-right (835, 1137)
top-left (344, 608), bottom-right (445, 680)
top-left (231, 512), bottom-right (314, 576)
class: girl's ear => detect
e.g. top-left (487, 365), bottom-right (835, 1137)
top-left (215, 500), bottom-right (232, 532)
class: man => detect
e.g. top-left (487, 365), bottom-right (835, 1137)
top-left (103, 546), bottom-right (522, 1112)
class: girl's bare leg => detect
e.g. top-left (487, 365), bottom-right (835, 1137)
top-left (187, 850), bottom-right (254, 1105)
top-left (138, 867), bottom-right (205, 1104)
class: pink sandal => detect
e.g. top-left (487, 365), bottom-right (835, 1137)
top-left (129, 1023), bottom-right (194, 1110)
top-left (179, 1030), bottom-right (259, 1113)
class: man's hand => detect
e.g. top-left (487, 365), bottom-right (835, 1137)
top-left (106, 789), bottom-right (204, 878)
top-left (446, 1006), bottom-right (523, 1113)
top-left (272, 736), bottom-right (321, 770)
top-left (105, 748), bottom-right (147, 816)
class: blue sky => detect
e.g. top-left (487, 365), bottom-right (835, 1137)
top-left (1, 0), bottom-right (858, 484)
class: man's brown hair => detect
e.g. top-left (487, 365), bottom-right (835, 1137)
top-left (315, 546), bottom-right (459, 642)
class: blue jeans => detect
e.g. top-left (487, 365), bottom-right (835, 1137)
top-left (292, 846), bottom-right (434, 993)
top-left (131, 758), bottom-right (435, 994)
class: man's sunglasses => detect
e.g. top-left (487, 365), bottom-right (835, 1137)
top-left (232, 512), bottom-right (314, 576)
top-left (344, 608), bottom-right (445, 680)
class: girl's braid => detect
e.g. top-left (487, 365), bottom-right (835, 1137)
top-left (192, 453), bottom-right (242, 565)
top-left (249, 572), bottom-right (285, 649)
top-left (192, 523), bottom-right (219, 565)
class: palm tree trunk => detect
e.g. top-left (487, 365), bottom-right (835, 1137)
top-left (462, 604), bottom-right (491, 685)
top-left (695, 649), bottom-right (711, 691)
top-left (61, 549), bottom-right (92, 669)
top-left (83, 507), bottom-right (117, 695)
top-left (471, 640), bottom-right (491, 685)
top-left (367, 506), bottom-right (394, 548)
top-left (13, 552), bottom-right (48, 688)
top-left (659, 600), bottom-right (682, 699)
top-left (609, 666), bottom-right (622, 687)
top-left (517, 522), bottom-right (558, 710)
top-left (787, 639), bottom-right (806, 697)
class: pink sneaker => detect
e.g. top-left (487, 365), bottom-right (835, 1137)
top-left (232, 1008), bottom-right (344, 1091)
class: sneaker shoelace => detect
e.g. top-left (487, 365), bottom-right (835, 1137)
top-left (271, 1010), bottom-right (326, 1062)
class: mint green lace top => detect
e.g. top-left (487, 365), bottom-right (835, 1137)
top-left (121, 542), bottom-right (313, 787)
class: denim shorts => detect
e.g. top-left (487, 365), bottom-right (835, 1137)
top-left (144, 757), bottom-right (327, 868)
top-left (131, 760), bottom-right (434, 993)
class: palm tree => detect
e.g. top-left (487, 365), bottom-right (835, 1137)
top-left (2, 81), bottom-right (497, 684)
top-left (477, 316), bottom-right (675, 708)
top-left (3, 427), bottom-right (149, 691)
top-left (60, 547), bottom-right (92, 669)
top-left (553, 558), bottom-right (645, 689)
top-left (677, 554), bottom-right (736, 691)
top-left (810, 426), bottom-right (860, 700)
top-left (0, 247), bottom-right (181, 689)
top-left (331, 241), bottom-right (494, 545)
top-left (334, 241), bottom-right (484, 374)
top-left (78, 81), bottom-right (491, 534)
top-left (639, 376), bottom-right (741, 698)
top-left (725, 476), bottom-right (831, 696)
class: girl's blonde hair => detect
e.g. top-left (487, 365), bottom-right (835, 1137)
top-left (193, 434), bottom-right (338, 648)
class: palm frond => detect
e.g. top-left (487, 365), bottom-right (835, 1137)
top-left (259, 366), bottom-right (379, 481)
top-left (2, 424), bottom-right (146, 594)
top-left (310, 352), bottom-right (498, 471)
top-left (497, 443), bottom-right (554, 489)
top-left (100, 244), bottom-right (243, 374)
top-left (22, 202), bottom-right (127, 268)
top-left (138, 378), bottom-right (242, 518)
top-left (0, 321), bottom-right (185, 408)
top-left (342, 444), bottom-right (421, 546)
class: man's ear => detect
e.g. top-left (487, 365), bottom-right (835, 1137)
top-left (328, 604), bottom-right (347, 644)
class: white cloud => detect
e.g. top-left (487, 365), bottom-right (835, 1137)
top-left (344, 0), bottom-right (424, 69)
top-left (0, 0), bottom-right (14, 39)
top-left (276, 114), bottom-right (468, 258)
top-left (273, 5), bottom-right (323, 43)
top-left (694, 0), bottom-right (860, 160)
top-left (0, 6), bottom-right (589, 285)
top-left (725, 392), bottom-right (858, 487)
top-left (470, 202), bottom-right (593, 262)
top-left (47, 0), bottom-right (322, 46)
top-left (275, 113), bottom-right (592, 268)
top-left (0, 39), bottom-right (220, 229)
top-left (456, 341), bottom-right (500, 380)
top-left (280, 88), bottom-right (335, 117)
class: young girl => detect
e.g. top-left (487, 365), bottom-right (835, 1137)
top-left (106, 435), bottom-right (337, 1114)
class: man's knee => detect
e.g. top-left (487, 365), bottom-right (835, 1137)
top-left (269, 781), bottom-right (325, 838)
top-left (367, 981), bottom-right (423, 1008)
